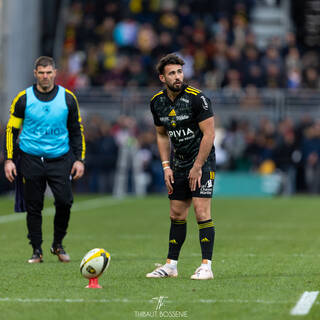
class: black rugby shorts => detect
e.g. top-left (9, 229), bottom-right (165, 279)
top-left (168, 171), bottom-right (215, 200)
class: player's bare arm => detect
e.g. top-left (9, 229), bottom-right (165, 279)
top-left (71, 160), bottom-right (85, 180)
top-left (155, 125), bottom-right (174, 193)
top-left (189, 116), bottom-right (215, 191)
top-left (4, 160), bottom-right (17, 183)
top-left (4, 107), bottom-right (24, 183)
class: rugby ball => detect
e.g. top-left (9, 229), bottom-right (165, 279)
top-left (80, 248), bottom-right (111, 279)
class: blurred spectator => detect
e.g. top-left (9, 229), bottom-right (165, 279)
top-left (301, 122), bottom-right (320, 193)
top-left (281, 32), bottom-right (299, 57)
top-left (273, 130), bottom-right (300, 195)
top-left (232, 8), bottom-right (248, 50)
top-left (221, 119), bottom-right (247, 170)
top-left (214, 118), bottom-right (230, 169)
top-left (261, 46), bottom-right (283, 74)
top-left (211, 36), bottom-right (229, 77)
top-left (240, 85), bottom-right (263, 109)
top-left (57, 0), bottom-right (320, 91)
top-left (302, 67), bottom-right (320, 89)
top-left (127, 58), bottom-right (148, 86)
top-left (151, 31), bottom-right (176, 61)
top-left (302, 51), bottom-right (319, 70)
top-left (265, 63), bottom-right (284, 88)
top-left (244, 65), bottom-right (265, 87)
top-left (305, 152), bottom-right (320, 193)
top-left (287, 68), bottom-right (302, 90)
top-left (177, 3), bottom-right (194, 29)
top-left (242, 46), bottom-right (265, 87)
top-left (227, 46), bottom-right (243, 73)
top-left (136, 23), bottom-right (157, 54)
top-left (211, 16), bottom-right (233, 44)
top-left (113, 18), bottom-right (138, 47)
top-left (177, 48), bottom-right (194, 79)
top-left (285, 47), bottom-right (301, 72)
top-left (222, 69), bottom-right (243, 104)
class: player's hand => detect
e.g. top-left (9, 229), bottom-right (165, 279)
top-left (4, 160), bottom-right (17, 183)
top-left (164, 167), bottom-right (174, 194)
top-left (188, 164), bottom-right (202, 191)
top-left (71, 161), bottom-right (85, 180)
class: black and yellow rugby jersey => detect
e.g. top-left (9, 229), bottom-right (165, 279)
top-left (4, 84), bottom-right (85, 161)
top-left (150, 84), bottom-right (216, 172)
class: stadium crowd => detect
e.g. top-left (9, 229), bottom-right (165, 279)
top-left (58, 0), bottom-right (320, 92)
top-left (1, 113), bottom-right (319, 195)
top-left (1, 0), bottom-right (319, 195)
top-left (75, 114), bottom-right (320, 195)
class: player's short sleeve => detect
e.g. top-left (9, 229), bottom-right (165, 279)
top-left (150, 99), bottom-right (162, 126)
top-left (192, 93), bottom-right (213, 123)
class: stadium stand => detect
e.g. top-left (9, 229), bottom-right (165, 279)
top-left (57, 0), bottom-right (318, 91)
top-left (0, 0), bottom-right (319, 195)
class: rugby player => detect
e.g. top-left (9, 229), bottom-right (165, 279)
top-left (147, 53), bottom-right (216, 280)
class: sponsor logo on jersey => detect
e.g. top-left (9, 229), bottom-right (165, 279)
top-left (200, 179), bottom-right (213, 195)
top-left (168, 109), bottom-right (176, 116)
top-left (30, 127), bottom-right (65, 136)
top-left (168, 128), bottom-right (194, 138)
top-left (200, 96), bottom-right (208, 110)
top-left (176, 115), bottom-right (189, 120)
top-left (180, 98), bottom-right (189, 104)
top-left (160, 115), bottom-right (189, 122)
top-left (42, 105), bottom-right (50, 113)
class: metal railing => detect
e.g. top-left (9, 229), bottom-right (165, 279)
top-left (76, 87), bottom-right (320, 124)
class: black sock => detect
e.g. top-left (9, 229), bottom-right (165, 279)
top-left (167, 219), bottom-right (187, 260)
top-left (198, 219), bottom-right (215, 260)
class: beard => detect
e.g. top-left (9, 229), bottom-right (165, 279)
top-left (38, 80), bottom-right (53, 92)
top-left (167, 81), bottom-right (183, 92)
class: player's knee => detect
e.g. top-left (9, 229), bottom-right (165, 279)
top-left (193, 198), bottom-right (211, 221)
top-left (194, 207), bottom-right (211, 221)
top-left (170, 211), bottom-right (185, 220)
top-left (170, 207), bottom-right (187, 220)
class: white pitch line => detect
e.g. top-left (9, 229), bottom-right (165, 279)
top-left (0, 297), bottom-right (292, 304)
top-left (189, 253), bottom-right (320, 258)
top-left (290, 291), bottom-right (319, 316)
top-left (0, 297), bottom-right (129, 303)
top-left (199, 299), bottom-right (289, 304)
top-left (0, 197), bottom-right (129, 224)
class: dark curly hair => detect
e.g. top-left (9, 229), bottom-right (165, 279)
top-left (156, 53), bottom-right (185, 75)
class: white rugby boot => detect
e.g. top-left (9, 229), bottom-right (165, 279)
top-left (146, 261), bottom-right (178, 278)
top-left (190, 265), bottom-right (214, 280)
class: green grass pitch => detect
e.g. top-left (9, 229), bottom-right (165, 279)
top-left (0, 194), bottom-right (320, 320)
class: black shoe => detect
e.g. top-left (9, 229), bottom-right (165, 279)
top-left (28, 248), bottom-right (43, 263)
top-left (50, 244), bottom-right (70, 263)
